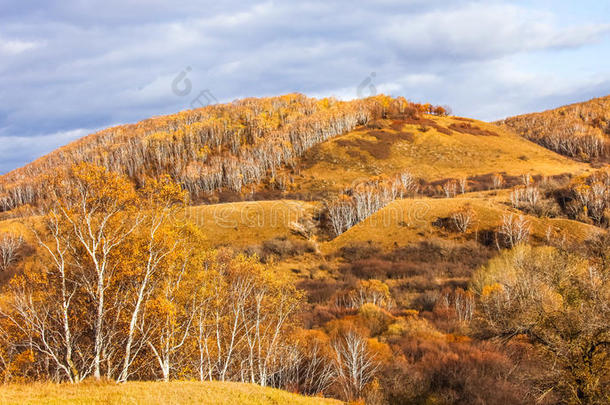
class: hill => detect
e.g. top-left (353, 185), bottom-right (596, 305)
top-left (496, 95), bottom-right (610, 163)
top-left (324, 194), bottom-right (602, 252)
top-left (2, 94), bottom-right (592, 213)
top-left (0, 381), bottom-right (341, 405)
top-left (287, 113), bottom-right (590, 198)
top-left (0, 94), bottom-right (439, 212)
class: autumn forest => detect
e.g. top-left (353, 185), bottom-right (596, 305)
top-left (0, 94), bottom-right (609, 405)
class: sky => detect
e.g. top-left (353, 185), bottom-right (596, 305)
top-left (1, 0), bottom-right (609, 174)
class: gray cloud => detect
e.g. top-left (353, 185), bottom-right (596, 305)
top-left (0, 0), bottom-right (609, 173)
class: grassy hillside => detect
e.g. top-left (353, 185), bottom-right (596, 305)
top-left (324, 195), bottom-right (602, 252)
top-left (2, 192), bottom-right (600, 255)
top-left (184, 200), bottom-right (318, 248)
top-left (0, 95), bottom-right (607, 404)
top-left (172, 193), bottom-right (600, 251)
top-left (497, 95), bottom-right (610, 162)
top-left (288, 114), bottom-right (591, 197)
top-left (0, 381), bottom-right (341, 405)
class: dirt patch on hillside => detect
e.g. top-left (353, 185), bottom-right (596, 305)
top-left (335, 130), bottom-right (414, 159)
top-left (448, 122), bottom-right (498, 136)
top-left (398, 116), bottom-right (453, 135)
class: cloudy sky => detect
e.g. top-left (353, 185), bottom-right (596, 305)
top-left (1, 0), bottom-right (609, 174)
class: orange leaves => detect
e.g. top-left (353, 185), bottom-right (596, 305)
top-left (481, 282), bottom-right (503, 297)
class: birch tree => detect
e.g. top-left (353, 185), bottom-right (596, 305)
top-left (0, 233), bottom-right (22, 273)
top-left (331, 330), bottom-right (379, 401)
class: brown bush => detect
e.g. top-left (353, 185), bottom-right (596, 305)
top-left (382, 337), bottom-right (541, 405)
top-left (245, 236), bottom-right (316, 262)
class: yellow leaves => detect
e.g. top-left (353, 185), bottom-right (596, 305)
top-left (481, 283), bottom-right (504, 299)
top-left (197, 145), bottom-right (211, 159)
top-left (140, 174), bottom-right (188, 209)
top-left (5, 349), bottom-right (35, 383)
top-left (385, 321), bottom-right (408, 337)
top-left (146, 296), bottom-right (177, 320)
top-left (367, 339), bottom-right (392, 363)
top-left (358, 303), bottom-right (393, 336)
top-left (65, 162), bottom-right (138, 214)
top-left (317, 98), bottom-right (333, 110)
top-left (357, 279), bottom-right (391, 300)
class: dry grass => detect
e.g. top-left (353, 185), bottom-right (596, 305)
top-left (0, 381), bottom-right (342, 405)
top-left (0, 194), bottom-right (601, 259)
top-left (323, 197), bottom-right (602, 252)
top-left (291, 115), bottom-right (591, 196)
top-left (0, 219), bottom-right (29, 238)
top-left (183, 200), bottom-right (318, 248)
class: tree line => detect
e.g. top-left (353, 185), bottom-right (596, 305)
top-left (0, 95), bottom-right (447, 212)
top-left (499, 96), bottom-right (610, 162)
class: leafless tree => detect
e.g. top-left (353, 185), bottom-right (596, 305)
top-left (443, 180), bottom-right (458, 198)
top-left (492, 173), bottom-right (504, 190)
top-left (327, 197), bottom-right (357, 236)
top-left (439, 288), bottom-right (474, 322)
top-left (451, 208), bottom-right (476, 233)
top-left (293, 342), bottom-right (336, 396)
top-left (0, 233), bottom-right (23, 272)
top-left (398, 171), bottom-right (418, 197)
top-left (459, 176), bottom-right (468, 194)
top-left (331, 330), bottom-right (379, 402)
top-left (499, 213), bottom-right (531, 248)
top-left (509, 185), bottom-right (541, 211)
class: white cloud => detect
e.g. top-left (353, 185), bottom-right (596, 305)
top-left (382, 3), bottom-right (610, 59)
top-left (0, 37), bottom-right (39, 54)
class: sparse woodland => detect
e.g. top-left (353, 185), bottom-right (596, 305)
top-left (0, 165), bottom-right (303, 385)
top-left (0, 94), bottom-right (440, 212)
top-left (0, 94), bottom-right (609, 405)
top-left (499, 95), bottom-right (610, 163)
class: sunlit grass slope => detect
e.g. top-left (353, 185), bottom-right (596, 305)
top-left (0, 381), bottom-right (342, 405)
top-left (323, 196), bottom-right (602, 252)
top-left (184, 200), bottom-right (318, 248)
top-left (291, 115), bottom-right (590, 196)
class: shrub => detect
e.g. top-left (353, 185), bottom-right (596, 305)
top-left (451, 208), bottom-right (476, 233)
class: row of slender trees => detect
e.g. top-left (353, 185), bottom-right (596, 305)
top-left (326, 172), bottom-right (418, 236)
top-left (499, 96), bottom-right (610, 162)
top-left (0, 164), bottom-right (301, 384)
top-left (1, 163), bottom-right (609, 404)
top-left (0, 95), bottom-right (440, 212)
